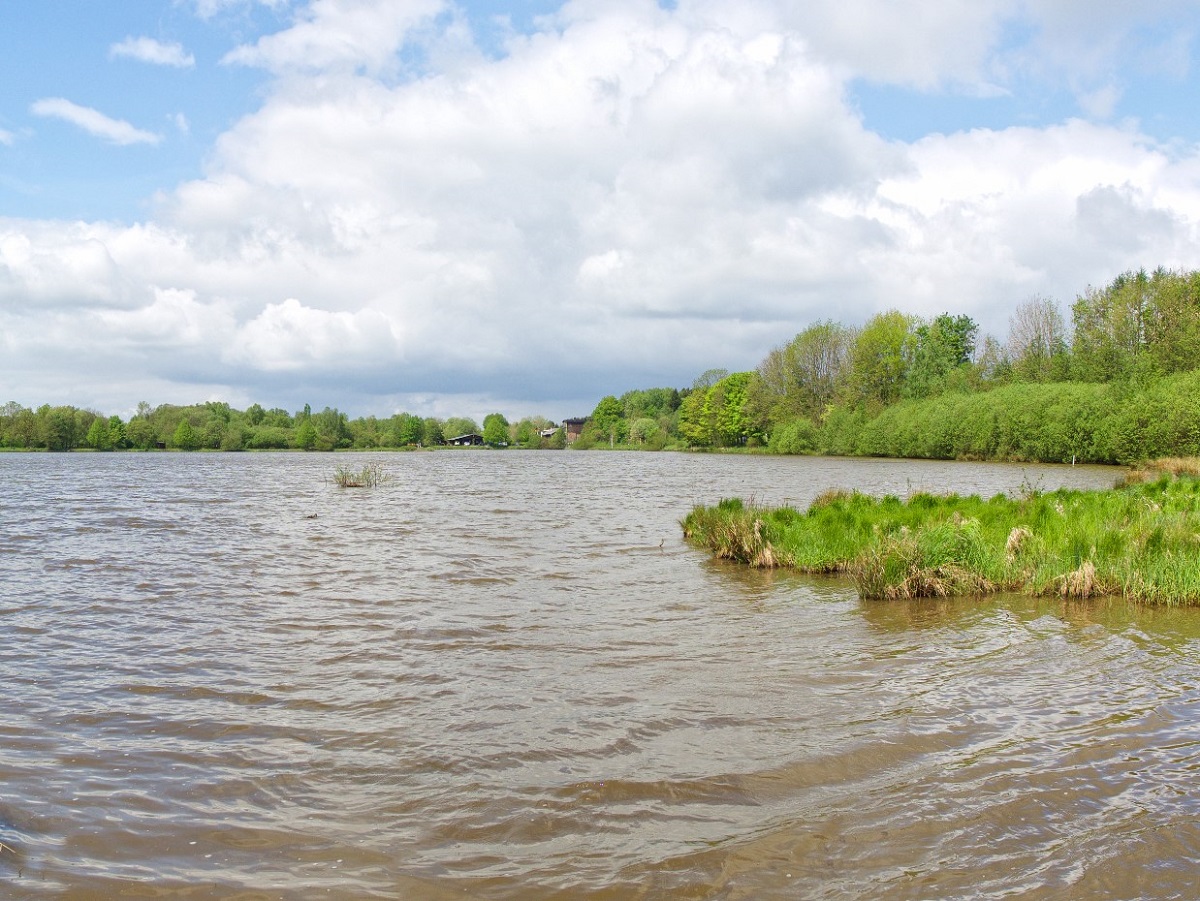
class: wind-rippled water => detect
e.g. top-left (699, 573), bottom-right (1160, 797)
top-left (2, 451), bottom-right (1198, 899)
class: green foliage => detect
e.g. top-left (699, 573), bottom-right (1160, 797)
top-left (628, 417), bottom-right (659, 445)
top-left (294, 419), bottom-right (318, 450)
top-left (684, 470), bottom-right (1200, 605)
top-left (846, 310), bottom-right (915, 410)
top-left (482, 412), bottom-right (510, 446)
top-left (86, 417), bottom-right (113, 451)
top-left (904, 313), bottom-right (977, 399)
top-left (754, 320), bottom-right (855, 426)
top-left (676, 371), bottom-right (760, 447)
top-left (423, 418), bottom-right (445, 446)
top-left (588, 396), bottom-right (626, 446)
top-left (768, 418), bottom-right (818, 455)
top-left (443, 417), bottom-right (478, 440)
top-left (390, 412), bottom-right (425, 447)
top-left (172, 418), bottom-right (201, 451)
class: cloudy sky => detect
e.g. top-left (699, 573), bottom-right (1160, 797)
top-left (3, 0), bottom-right (1200, 421)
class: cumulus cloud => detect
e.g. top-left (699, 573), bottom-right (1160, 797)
top-left (4, 0), bottom-right (1200, 417)
top-left (221, 0), bottom-right (446, 74)
top-left (109, 36), bottom-right (196, 68)
top-left (30, 98), bottom-right (161, 146)
top-left (192, 0), bottom-right (289, 20)
top-left (226, 298), bottom-right (402, 370)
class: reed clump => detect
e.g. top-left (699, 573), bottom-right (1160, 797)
top-left (331, 463), bottom-right (390, 488)
top-left (680, 460), bottom-right (1200, 605)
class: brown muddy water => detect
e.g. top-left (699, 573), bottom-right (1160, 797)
top-left (1, 451), bottom-right (1197, 899)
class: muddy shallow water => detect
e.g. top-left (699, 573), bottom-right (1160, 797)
top-left (2, 451), bottom-right (1196, 899)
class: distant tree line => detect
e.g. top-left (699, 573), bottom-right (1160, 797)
top-left (0, 399), bottom-right (566, 452)
top-left (7, 267), bottom-right (1200, 464)
top-left (573, 267), bottom-right (1200, 464)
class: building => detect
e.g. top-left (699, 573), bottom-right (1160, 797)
top-left (562, 418), bottom-right (588, 444)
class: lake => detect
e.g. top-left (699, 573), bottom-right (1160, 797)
top-left (2, 450), bottom-right (1198, 899)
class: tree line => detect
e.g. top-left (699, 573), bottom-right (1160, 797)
top-left (6, 267), bottom-right (1199, 463)
top-left (574, 267), bottom-right (1200, 463)
top-left (0, 400), bottom-right (567, 452)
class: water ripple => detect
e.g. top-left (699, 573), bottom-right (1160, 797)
top-left (5, 452), bottom-right (1197, 898)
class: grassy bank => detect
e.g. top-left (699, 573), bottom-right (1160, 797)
top-left (681, 459), bottom-right (1200, 605)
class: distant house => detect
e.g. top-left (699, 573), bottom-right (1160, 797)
top-left (447, 433), bottom-right (485, 446)
top-left (538, 427), bottom-right (559, 439)
top-left (562, 418), bottom-right (588, 444)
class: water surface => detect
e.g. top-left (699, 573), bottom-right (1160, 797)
top-left (2, 451), bottom-right (1197, 899)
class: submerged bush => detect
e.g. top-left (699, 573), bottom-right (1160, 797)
top-left (331, 463), bottom-right (390, 488)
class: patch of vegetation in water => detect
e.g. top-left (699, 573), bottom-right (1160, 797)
top-left (681, 459), bottom-right (1200, 605)
top-left (330, 463), bottom-right (391, 488)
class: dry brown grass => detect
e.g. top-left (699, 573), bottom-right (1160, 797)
top-left (1058, 560), bottom-right (1099, 598)
top-left (1005, 526), bottom-right (1032, 560)
top-left (1122, 457), bottom-right (1200, 485)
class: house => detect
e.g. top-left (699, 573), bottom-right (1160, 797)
top-left (562, 417), bottom-right (588, 444)
top-left (446, 433), bottom-right (485, 446)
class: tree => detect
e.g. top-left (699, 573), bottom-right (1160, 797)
top-left (423, 418), bottom-right (445, 446)
top-left (41, 406), bottom-right (79, 451)
top-left (590, 395), bottom-right (627, 446)
top-left (313, 407), bottom-right (351, 449)
top-left (482, 413), bottom-right (510, 446)
top-left (629, 417), bottom-right (659, 444)
top-left (753, 320), bottom-right (854, 426)
top-left (1142, 267), bottom-right (1200, 376)
top-left (173, 418), bottom-right (201, 450)
top-left (677, 386), bottom-right (714, 446)
top-left (86, 417), bottom-right (113, 450)
top-left (905, 313), bottom-right (978, 399)
top-left (845, 310), bottom-right (915, 410)
top-left (711, 372), bottom-right (757, 446)
top-left (390, 412), bottom-right (424, 446)
top-left (1071, 269), bottom-right (1152, 382)
top-left (1007, 296), bottom-right (1068, 383)
top-left (107, 415), bottom-right (127, 449)
top-left (443, 417), bottom-right (478, 440)
top-left (126, 417), bottom-right (157, 450)
top-left (294, 418), bottom-right (318, 450)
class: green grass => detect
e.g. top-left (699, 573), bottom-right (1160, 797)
top-left (681, 462), bottom-right (1200, 605)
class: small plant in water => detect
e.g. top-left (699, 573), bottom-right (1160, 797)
top-left (331, 463), bottom-right (390, 488)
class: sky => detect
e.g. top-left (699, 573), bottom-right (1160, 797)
top-left (3, 0), bottom-right (1200, 422)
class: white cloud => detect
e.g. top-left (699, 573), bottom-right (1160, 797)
top-left (222, 0), bottom-right (446, 74)
top-left (0, 128), bottom-right (13, 146)
top-left (225, 298), bottom-right (402, 370)
top-left (109, 36), bottom-right (196, 68)
top-left (192, 0), bottom-right (290, 20)
top-left (30, 98), bottom-right (162, 146)
top-left (4, 0), bottom-right (1200, 415)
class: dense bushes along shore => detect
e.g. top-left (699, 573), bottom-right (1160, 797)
top-left (6, 267), bottom-right (1200, 463)
top-left (682, 459), bottom-right (1200, 606)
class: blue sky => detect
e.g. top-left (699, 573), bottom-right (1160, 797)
top-left (2, 1), bottom-right (1200, 420)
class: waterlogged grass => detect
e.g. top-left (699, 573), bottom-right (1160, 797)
top-left (331, 463), bottom-right (391, 488)
top-left (681, 463), bottom-right (1200, 605)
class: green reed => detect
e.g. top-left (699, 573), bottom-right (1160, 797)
top-left (681, 463), bottom-right (1200, 605)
